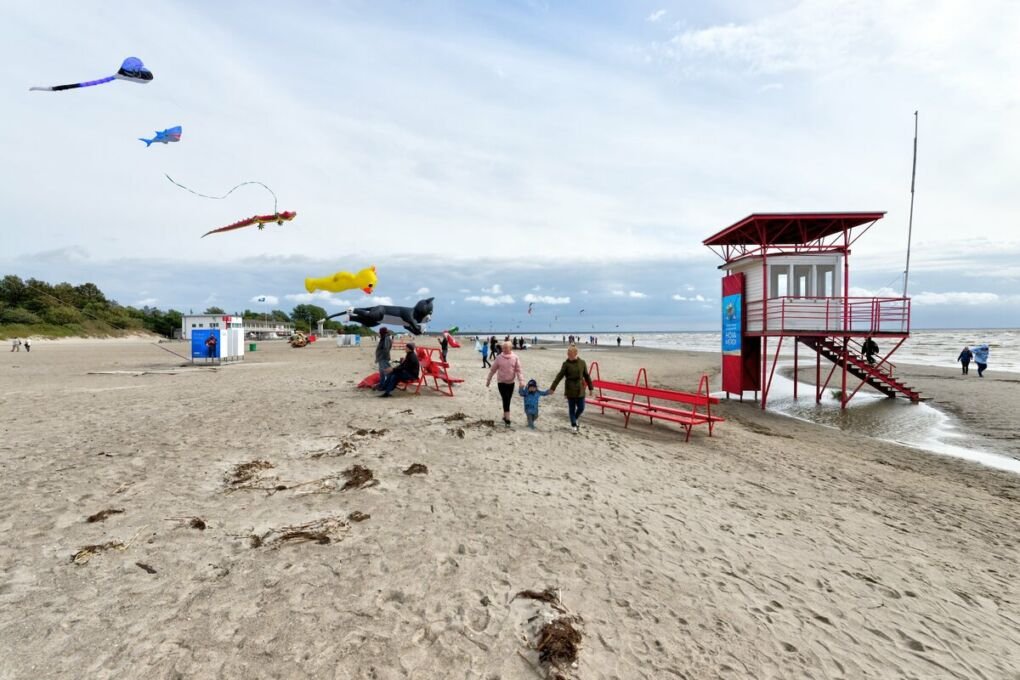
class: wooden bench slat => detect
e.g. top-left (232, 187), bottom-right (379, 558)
top-left (589, 398), bottom-right (720, 425)
top-left (593, 379), bottom-right (719, 405)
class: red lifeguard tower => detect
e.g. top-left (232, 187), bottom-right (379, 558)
top-left (703, 212), bottom-right (920, 409)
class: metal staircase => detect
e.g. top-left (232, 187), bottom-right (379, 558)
top-left (798, 336), bottom-right (922, 402)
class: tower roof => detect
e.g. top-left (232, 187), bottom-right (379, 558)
top-left (703, 212), bottom-right (885, 247)
top-left (704, 212), bottom-right (886, 263)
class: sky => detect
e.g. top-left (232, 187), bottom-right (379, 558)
top-left (1, 1), bottom-right (1018, 331)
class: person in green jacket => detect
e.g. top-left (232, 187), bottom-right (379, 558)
top-left (549, 345), bottom-right (594, 434)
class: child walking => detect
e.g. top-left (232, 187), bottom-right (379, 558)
top-left (518, 379), bottom-right (551, 429)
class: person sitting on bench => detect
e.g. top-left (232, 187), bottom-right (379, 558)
top-left (379, 343), bottom-right (420, 397)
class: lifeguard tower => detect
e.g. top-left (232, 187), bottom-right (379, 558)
top-left (703, 212), bottom-right (920, 409)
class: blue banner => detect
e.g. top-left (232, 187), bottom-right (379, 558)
top-left (191, 329), bottom-right (221, 359)
top-left (722, 293), bottom-right (742, 353)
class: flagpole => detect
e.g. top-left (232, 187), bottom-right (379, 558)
top-left (904, 111), bottom-right (918, 297)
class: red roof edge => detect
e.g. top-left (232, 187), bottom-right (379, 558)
top-left (703, 212), bottom-right (886, 246)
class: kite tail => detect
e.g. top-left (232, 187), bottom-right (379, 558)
top-left (165, 174), bottom-right (278, 214)
top-left (29, 75), bottom-right (117, 92)
top-left (139, 138), bottom-right (153, 147)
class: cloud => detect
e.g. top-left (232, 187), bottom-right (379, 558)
top-left (250, 294), bottom-right (280, 305)
top-left (134, 297), bottom-right (158, 307)
top-left (416, 287), bottom-right (430, 295)
top-left (284, 291), bottom-right (352, 307)
top-left (911, 291), bottom-right (1007, 306)
top-left (647, 9), bottom-right (667, 23)
top-left (481, 284), bottom-right (503, 294)
top-left (612, 290), bottom-right (647, 299)
top-left (458, 288), bottom-right (472, 294)
top-left (465, 294), bottom-right (515, 306)
top-left (672, 293), bottom-right (707, 302)
top-left (524, 293), bottom-right (570, 304)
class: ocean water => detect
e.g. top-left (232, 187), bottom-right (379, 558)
top-left (532, 329), bottom-right (1020, 373)
top-left (528, 328), bottom-right (1019, 471)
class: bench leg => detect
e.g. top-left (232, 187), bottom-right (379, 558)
top-left (684, 425), bottom-right (692, 442)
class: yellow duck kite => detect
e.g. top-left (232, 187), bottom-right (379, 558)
top-left (304, 266), bottom-right (378, 295)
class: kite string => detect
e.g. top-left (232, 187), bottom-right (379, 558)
top-left (164, 174), bottom-right (278, 214)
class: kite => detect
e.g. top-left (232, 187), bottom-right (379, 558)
top-left (30, 56), bottom-right (153, 92)
top-left (305, 266), bottom-right (377, 295)
top-left (579, 309), bottom-right (585, 315)
top-left (527, 303), bottom-right (534, 315)
top-left (165, 175), bottom-right (297, 238)
top-left (139, 126), bottom-right (181, 147)
top-left (201, 211), bottom-right (297, 238)
top-left (442, 327), bottom-right (461, 348)
top-left (325, 298), bottom-right (434, 335)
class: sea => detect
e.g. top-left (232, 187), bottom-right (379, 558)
top-left (530, 329), bottom-right (1020, 373)
top-left (522, 328), bottom-right (1020, 472)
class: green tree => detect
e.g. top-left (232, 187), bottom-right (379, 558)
top-left (0, 307), bottom-right (41, 324)
top-left (0, 275), bottom-right (28, 307)
top-left (291, 304), bottom-right (328, 332)
top-left (270, 309), bottom-right (291, 322)
top-left (44, 306), bottom-right (85, 325)
top-left (204, 306), bottom-right (226, 315)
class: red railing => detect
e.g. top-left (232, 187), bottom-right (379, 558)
top-left (746, 296), bottom-right (910, 334)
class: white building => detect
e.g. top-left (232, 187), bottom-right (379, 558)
top-left (181, 314), bottom-right (230, 340)
top-left (181, 314), bottom-right (245, 363)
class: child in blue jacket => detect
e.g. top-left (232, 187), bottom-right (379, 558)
top-left (519, 378), bottom-right (551, 429)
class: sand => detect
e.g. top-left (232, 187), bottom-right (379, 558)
top-left (1, 339), bottom-right (1019, 679)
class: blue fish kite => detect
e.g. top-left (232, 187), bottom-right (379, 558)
top-left (139, 126), bottom-right (182, 147)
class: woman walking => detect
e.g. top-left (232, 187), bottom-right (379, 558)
top-left (486, 341), bottom-right (524, 427)
top-left (549, 345), bottom-right (594, 434)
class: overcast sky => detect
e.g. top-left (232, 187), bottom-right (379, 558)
top-left (2, 1), bottom-right (1017, 331)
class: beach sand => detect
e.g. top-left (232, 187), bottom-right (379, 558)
top-left (1, 339), bottom-right (1019, 679)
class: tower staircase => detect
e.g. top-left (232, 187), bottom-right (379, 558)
top-left (798, 336), bottom-right (922, 402)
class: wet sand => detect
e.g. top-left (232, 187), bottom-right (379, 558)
top-left (1, 339), bottom-right (1019, 678)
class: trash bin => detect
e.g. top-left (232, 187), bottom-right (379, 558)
top-left (248, 343), bottom-right (256, 352)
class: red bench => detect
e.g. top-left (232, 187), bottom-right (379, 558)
top-left (587, 361), bottom-right (723, 442)
top-left (396, 347), bottom-right (464, 397)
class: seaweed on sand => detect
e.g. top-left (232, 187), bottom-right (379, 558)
top-left (310, 427), bottom-right (389, 458)
top-left (341, 465), bottom-right (377, 491)
top-left (536, 617), bottom-right (583, 665)
top-left (513, 588), bottom-right (567, 612)
top-left (348, 511), bottom-right (371, 522)
top-left (166, 516), bottom-right (207, 530)
top-left (86, 508), bottom-right (125, 523)
top-left (226, 460), bottom-right (274, 486)
top-left (276, 530), bottom-right (331, 545)
top-left (403, 463), bottom-right (428, 475)
top-left (514, 588), bottom-right (584, 677)
top-left (251, 516), bottom-right (351, 549)
top-left (71, 541), bottom-right (126, 565)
